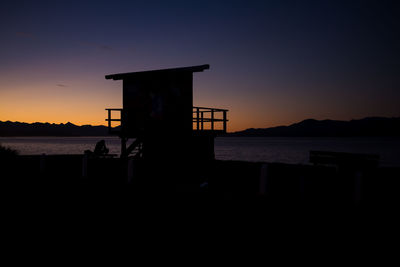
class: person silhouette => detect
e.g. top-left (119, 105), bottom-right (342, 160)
top-left (93, 140), bottom-right (109, 156)
top-left (85, 140), bottom-right (109, 157)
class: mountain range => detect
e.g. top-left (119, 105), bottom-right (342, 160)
top-left (1, 117), bottom-right (400, 137)
top-left (228, 117), bottom-right (400, 137)
top-left (0, 121), bottom-right (110, 136)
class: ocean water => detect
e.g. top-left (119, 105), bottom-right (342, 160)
top-left (1, 136), bottom-right (399, 166)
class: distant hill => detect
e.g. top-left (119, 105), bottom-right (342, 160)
top-left (228, 117), bottom-right (400, 137)
top-left (0, 121), bottom-right (111, 136)
top-left (1, 117), bottom-right (400, 137)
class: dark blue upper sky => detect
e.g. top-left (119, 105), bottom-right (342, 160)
top-left (1, 0), bottom-right (399, 130)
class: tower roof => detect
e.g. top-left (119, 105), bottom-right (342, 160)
top-left (105, 64), bottom-right (209, 80)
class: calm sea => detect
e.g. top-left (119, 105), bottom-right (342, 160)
top-left (1, 136), bottom-right (399, 166)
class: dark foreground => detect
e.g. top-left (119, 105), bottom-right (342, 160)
top-left (3, 154), bottom-right (400, 255)
top-left (2, 154), bottom-right (400, 212)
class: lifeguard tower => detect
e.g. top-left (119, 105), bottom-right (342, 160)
top-left (105, 64), bottom-right (228, 162)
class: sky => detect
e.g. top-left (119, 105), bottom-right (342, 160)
top-left (0, 0), bottom-right (399, 132)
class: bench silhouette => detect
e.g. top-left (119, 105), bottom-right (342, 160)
top-left (310, 150), bottom-right (379, 168)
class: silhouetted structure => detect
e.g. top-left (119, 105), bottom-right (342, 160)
top-left (105, 64), bottom-right (228, 161)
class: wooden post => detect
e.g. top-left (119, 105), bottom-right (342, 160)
top-left (108, 109), bottom-right (111, 129)
top-left (40, 153), bottom-right (46, 176)
top-left (299, 176), bottom-right (305, 202)
top-left (121, 137), bottom-right (127, 158)
top-left (259, 163), bottom-right (268, 195)
top-left (127, 157), bottom-right (134, 184)
top-left (196, 108), bottom-right (200, 130)
top-left (82, 153), bottom-right (88, 178)
top-left (223, 111), bottom-right (227, 132)
top-left (201, 111), bottom-right (204, 130)
top-left (211, 109), bottom-right (214, 131)
top-left (355, 171), bottom-right (363, 206)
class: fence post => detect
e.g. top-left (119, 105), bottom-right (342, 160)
top-left (127, 157), bottom-right (135, 184)
top-left (82, 153), bottom-right (88, 178)
top-left (40, 153), bottom-right (46, 176)
top-left (121, 137), bottom-right (127, 158)
top-left (259, 163), bottom-right (268, 195)
top-left (355, 171), bottom-right (363, 206)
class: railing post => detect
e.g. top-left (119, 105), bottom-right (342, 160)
top-left (196, 108), bottom-right (200, 131)
top-left (211, 109), bottom-right (214, 131)
top-left (108, 109), bottom-right (111, 129)
top-left (192, 106), bottom-right (228, 132)
top-left (223, 110), bottom-right (227, 132)
top-left (201, 111), bottom-right (204, 130)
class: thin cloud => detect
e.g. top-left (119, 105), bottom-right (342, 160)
top-left (57, 84), bottom-right (67, 87)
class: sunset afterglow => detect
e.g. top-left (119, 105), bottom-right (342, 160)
top-left (1, 1), bottom-right (399, 132)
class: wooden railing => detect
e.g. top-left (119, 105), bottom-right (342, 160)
top-left (105, 108), bottom-right (122, 134)
top-left (106, 107), bottom-right (229, 134)
top-left (193, 107), bottom-right (228, 133)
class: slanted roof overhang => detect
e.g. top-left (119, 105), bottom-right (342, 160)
top-left (105, 64), bottom-right (210, 80)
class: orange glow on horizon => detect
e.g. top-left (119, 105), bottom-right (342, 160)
top-left (0, 80), bottom-right (122, 128)
top-left (1, 71), bottom-right (399, 133)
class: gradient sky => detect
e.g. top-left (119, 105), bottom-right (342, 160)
top-left (1, 0), bottom-right (399, 132)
